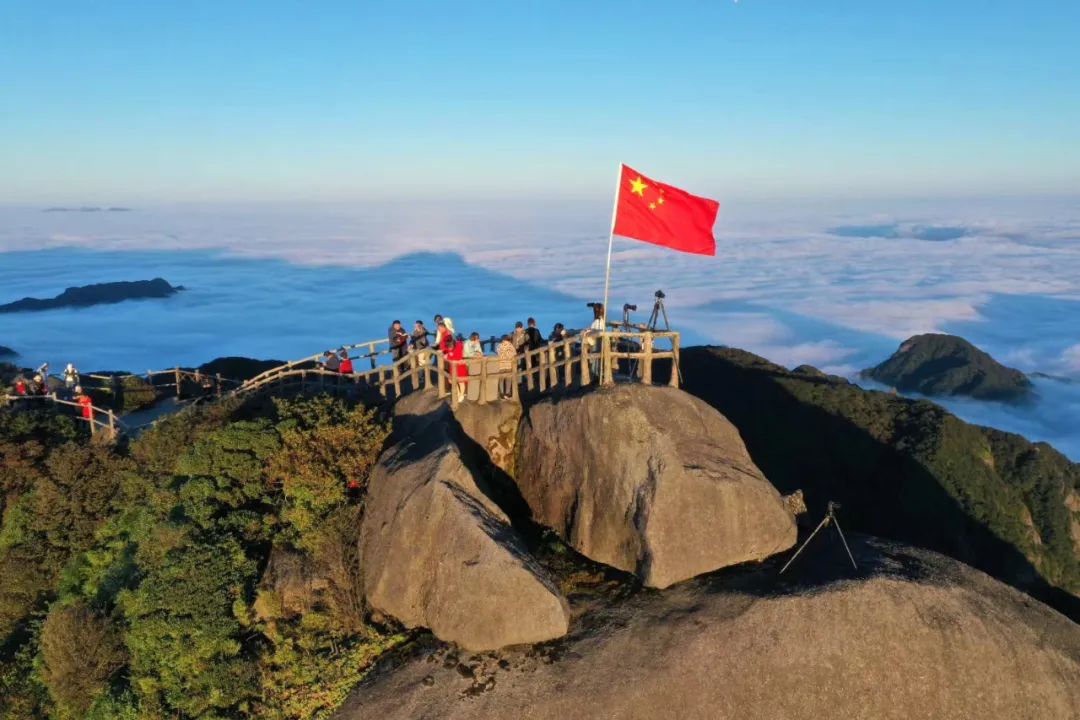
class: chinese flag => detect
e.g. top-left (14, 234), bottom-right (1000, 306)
top-left (612, 164), bottom-right (719, 256)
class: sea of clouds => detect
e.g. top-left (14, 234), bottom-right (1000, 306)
top-left (0, 196), bottom-right (1078, 457)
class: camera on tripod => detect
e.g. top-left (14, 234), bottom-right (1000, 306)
top-left (622, 303), bottom-right (637, 312)
top-left (654, 289), bottom-right (665, 299)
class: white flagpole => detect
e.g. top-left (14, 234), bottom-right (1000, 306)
top-left (600, 163), bottom-right (622, 384)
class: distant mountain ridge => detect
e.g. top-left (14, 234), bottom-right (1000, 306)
top-left (863, 333), bottom-right (1032, 402)
top-left (0, 278), bottom-right (182, 313)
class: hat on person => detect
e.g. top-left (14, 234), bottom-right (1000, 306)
top-left (443, 317), bottom-right (456, 334)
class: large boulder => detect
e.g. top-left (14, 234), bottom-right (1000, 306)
top-left (359, 393), bottom-right (569, 651)
top-left (515, 384), bottom-right (796, 588)
top-left (863, 333), bottom-right (1032, 402)
top-left (336, 538), bottom-right (1080, 720)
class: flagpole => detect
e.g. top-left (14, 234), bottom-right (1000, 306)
top-left (600, 163), bottom-right (622, 385)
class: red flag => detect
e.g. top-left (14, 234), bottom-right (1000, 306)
top-left (612, 164), bottom-right (719, 256)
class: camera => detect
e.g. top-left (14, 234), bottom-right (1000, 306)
top-left (585, 302), bottom-right (602, 309)
top-left (654, 289), bottom-right (665, 299)
top-left (623, 303), bottom-right (637, 312)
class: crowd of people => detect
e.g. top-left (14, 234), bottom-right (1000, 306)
top-left (6, 361), bottom-right (95, 421)
top-left (316, 306), bottom-right (608, 402)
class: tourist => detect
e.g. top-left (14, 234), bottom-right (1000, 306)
top-left (75, 386), bottom-right (93, 422)
top-left (29, 374), bottom-right (45, 396)
top-left (36, 362), bottom-right (49, 382)
top-left (63, 363), bottom-right (80, 390)
top-left (548, 322), bottom-right (567, 345)
top-left (586, 303), bottom-right (605, 378)
top-left (321, 350), bottom-right (341, 373)
top-left (445, 334), bottom-right (468, 402)
top-left (411, 320), bottom-right (430, 353)
top-left (511, 321), bottom-right (526, 352)
top-left (439, 318), bottom-right (456, 354)
top-left (525, 317), bottom-right (544, 352)
top-left (464, 332), bottom-right (484, 358)
top-left (388, 320), bottom-right (409, 361)
top-left (496, 334), bottom-right (516, 398)
top-left (338, 349), bottom-right (354, 375)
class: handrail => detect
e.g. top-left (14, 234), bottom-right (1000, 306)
top-left (5, 328), bottom-right (681, 435)
top-left (2, 392), bottom-right (125, 440)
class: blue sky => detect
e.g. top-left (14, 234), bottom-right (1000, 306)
top-left (2, 1), bottom-right (1078, 203)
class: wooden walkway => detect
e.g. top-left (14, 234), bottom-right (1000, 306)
top-left (3, 328), bottom-right (681, 440)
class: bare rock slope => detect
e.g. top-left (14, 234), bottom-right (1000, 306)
top-left (339, 538), bottom-right (1080, 720)
top-left (516, 384), bottom-right (797, 588)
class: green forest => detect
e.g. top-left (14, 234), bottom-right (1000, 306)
top-left (0, 394), bottom-right (403, 720)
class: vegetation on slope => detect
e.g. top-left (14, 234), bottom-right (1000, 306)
top-left (863, 333), bottom-right (1032, 401)
top-left (0, 393), bottom-right (402, 720)
top-left (682, 346), bottom-right (1080, 618)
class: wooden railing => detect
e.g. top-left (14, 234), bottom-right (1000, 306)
top-left (236, 339), bottom-right (395, 395)
top-left (80, 369), bottom-right (243, 399)
top-left (4, 329), bottom-right (681, 436)
top-left (234, 328), bottom-right (680, 407)
top-left (1, 392), bottom-right (125, 440)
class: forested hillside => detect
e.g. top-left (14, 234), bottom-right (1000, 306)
top-left (0, 396), bottom-right (401, 720)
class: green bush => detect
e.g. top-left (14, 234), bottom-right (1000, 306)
top-left (40, 601), bottom-right (127, 719)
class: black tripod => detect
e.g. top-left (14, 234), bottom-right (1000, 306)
top-left (647, 292), bottom-right (670, 331)
top-left (646, 290), bottom-right (682, 385)
top-left (779, 501), bottom-right (858, 574)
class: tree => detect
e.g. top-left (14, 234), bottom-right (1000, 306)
top-left (40, 600), bottom-right (126, 719)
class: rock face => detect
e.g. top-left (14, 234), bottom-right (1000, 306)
top-left (339, 538), bottom-right (1080, 720)
top-left (516, 385), bottom-right (797, 588)
top-left (680, 346), bottom-right (1080, 619)
top-left (359, 393), bottom-right (569, 651)
top-left (0, 345), bottom-right (15, 358)
top-left (0, 278), bottom-right (181, 313)
top-left (864, 333), bottom-right (1031, 401)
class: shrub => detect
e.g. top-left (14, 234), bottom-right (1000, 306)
top-left (267, 395), bottom-right (388, 548)
top-left (40, 600), bottom-right (127, 719)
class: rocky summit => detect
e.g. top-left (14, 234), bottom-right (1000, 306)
top-left (863, 332), bottom-right (1032, 401)
top-left (337, 538), bottom-right (1080, 720)
top-left (516, 384), bottom-right (797, 588)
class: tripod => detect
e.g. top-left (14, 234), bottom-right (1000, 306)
top-left (646, 292), bottom-right (682, 385)
top-left (647, 295), bottom-right (670, 331)
top-left (779, 501), bottom-right (858, 574)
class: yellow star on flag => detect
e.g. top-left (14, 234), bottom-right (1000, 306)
top-left (649, 202), bottom-right (656, 210)
top-left (629, 176), bottom-right (648, 196)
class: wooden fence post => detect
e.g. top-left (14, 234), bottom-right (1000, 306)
top-left (478, 359), bottom-right (488, 405)
top-left (108, 411), bottom-right (116, 440)
top-left (601, 334), bottom-right (612, 385)
top-left (437, 354), bottom-right (447, 399)
top-left (392, 362), bottom-right (401, 399)
top-left (642, 334), bottom-right (653, 385)
top-left (580, 341), bottom-right (591, 386)
top-left (669, 334), bottom-right (680, 388)
top-left (174, 367), bottom-right (181, 397)
top-left (216, 374), bottom-right (223, 398)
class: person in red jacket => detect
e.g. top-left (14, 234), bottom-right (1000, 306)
top-left (75, 386), bottom-right (93, 421)
top-left (338, 349), bottom-right (354, 375)
top-left (445, 335), bottom-right (468, 402)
